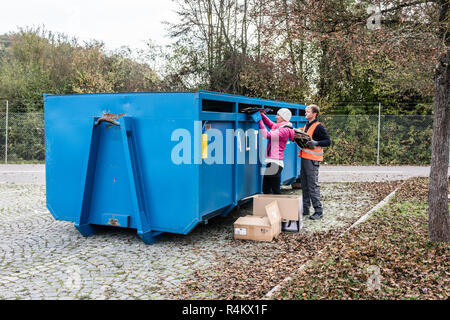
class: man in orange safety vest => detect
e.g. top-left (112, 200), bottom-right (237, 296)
top-left (298, 104), bottom-right (330, 220)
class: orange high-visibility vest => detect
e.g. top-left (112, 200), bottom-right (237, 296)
top-left (298, 121), bottom-right (324, 161)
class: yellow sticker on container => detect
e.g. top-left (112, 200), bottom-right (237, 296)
top-left (202, 133), bottom-right (208, 159)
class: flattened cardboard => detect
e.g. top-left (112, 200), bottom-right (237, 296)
top-left (265, 201), bottom-right (282, 235)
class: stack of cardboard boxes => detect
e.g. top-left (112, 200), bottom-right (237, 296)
top-left (233, 194), bottom-right (303, 242)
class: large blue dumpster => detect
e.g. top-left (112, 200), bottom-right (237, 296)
top-left (44, 90), bottom-right (307, 244)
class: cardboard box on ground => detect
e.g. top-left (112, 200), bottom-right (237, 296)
top-left (253, 194), bottom-right (303, 232)
top-left (234, 201), bottom-right (282, 241)
top-left (233, 195), bottom-right (303, 242)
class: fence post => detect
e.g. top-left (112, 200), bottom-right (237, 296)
top-left (4, 100), bottom-right (8, 164)
top-left (376, 102), bottom-right (381, 165)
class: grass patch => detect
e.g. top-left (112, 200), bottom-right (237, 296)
top-left (277, 177), bottom-right (449, 300)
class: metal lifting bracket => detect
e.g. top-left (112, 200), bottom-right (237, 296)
top-left (75, 114), bottom-right (162, 244)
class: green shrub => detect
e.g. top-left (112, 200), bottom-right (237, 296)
top-left (320, 115), bottom-right (432, 165)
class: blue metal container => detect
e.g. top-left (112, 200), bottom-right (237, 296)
top-left (44, 91), bottom-right (306, 244)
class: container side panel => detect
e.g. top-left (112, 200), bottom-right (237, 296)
top-left (236, 122), bottom-right (261, 199)
top-left (136, 117), bottom-right (198, 233)
top-left (45, 97), bottom-right (99, 221)
top-left (199, 121), bottom-right (233, 216)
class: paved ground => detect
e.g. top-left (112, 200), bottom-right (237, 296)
top-left (0, 182), bottom-right (384, 300)
top-left (0, 164), bottom-right (45, 184)
top-left (0, 164), bottom-right (442, 300)
top-left (0, 182), bottom-right (219, 299)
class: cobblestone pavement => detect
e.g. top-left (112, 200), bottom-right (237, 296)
top-left (0, 183), bottom-right (230, 300)
top-left (0, 178), bottom-right (384, 300)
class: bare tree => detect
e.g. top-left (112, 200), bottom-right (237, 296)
top-left (262, 0), bottom-right (448, 240)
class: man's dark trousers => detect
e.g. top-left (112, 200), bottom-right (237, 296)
top-left (300, 158), bottom-right (322, 215)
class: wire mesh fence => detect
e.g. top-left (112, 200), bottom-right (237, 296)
top-left (0, 112), bottom-right (45, 163)
top-left (320, 115), bottom-right (434, 165)
top-left (0, 112), bottom-right (437, 165)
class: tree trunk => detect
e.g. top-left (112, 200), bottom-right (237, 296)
top-left (282, 0), bottom-right (297, 75)
top-left (318, 39), bottom-right (329, 98)
top-left (428, 0), bottom-right (450, 242)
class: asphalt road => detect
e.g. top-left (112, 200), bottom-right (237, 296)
top-left (0, 164), bottom-right (438, 184)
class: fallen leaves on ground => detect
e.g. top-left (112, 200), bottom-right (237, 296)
top-left (275, 177), bottom-right (449, 300)
top-left (171, 229), bottom-right (342, 300)
top-left (394, 177), bottom-right (450, 201)
top-left (169, 180), bottom-right (402, 300)
top-left (350, 180), bottom-right (402, 202)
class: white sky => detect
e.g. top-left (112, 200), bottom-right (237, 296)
top-left (0, 0), bottom-right (179, 51)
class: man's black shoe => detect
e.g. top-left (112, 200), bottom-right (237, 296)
top-left (303, 211), bottom-right (310, 216)
top-left (309, 212), bottom-right (323, 220)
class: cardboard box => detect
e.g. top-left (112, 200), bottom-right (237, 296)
top-left (234, 201), bottom-right (281, 241)
top-left (253, 195), bottom-right (303, 231)
top-left (233, 216), bottom-right (275, 241)
top-left (265, 201), bottom-right (282, 235)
